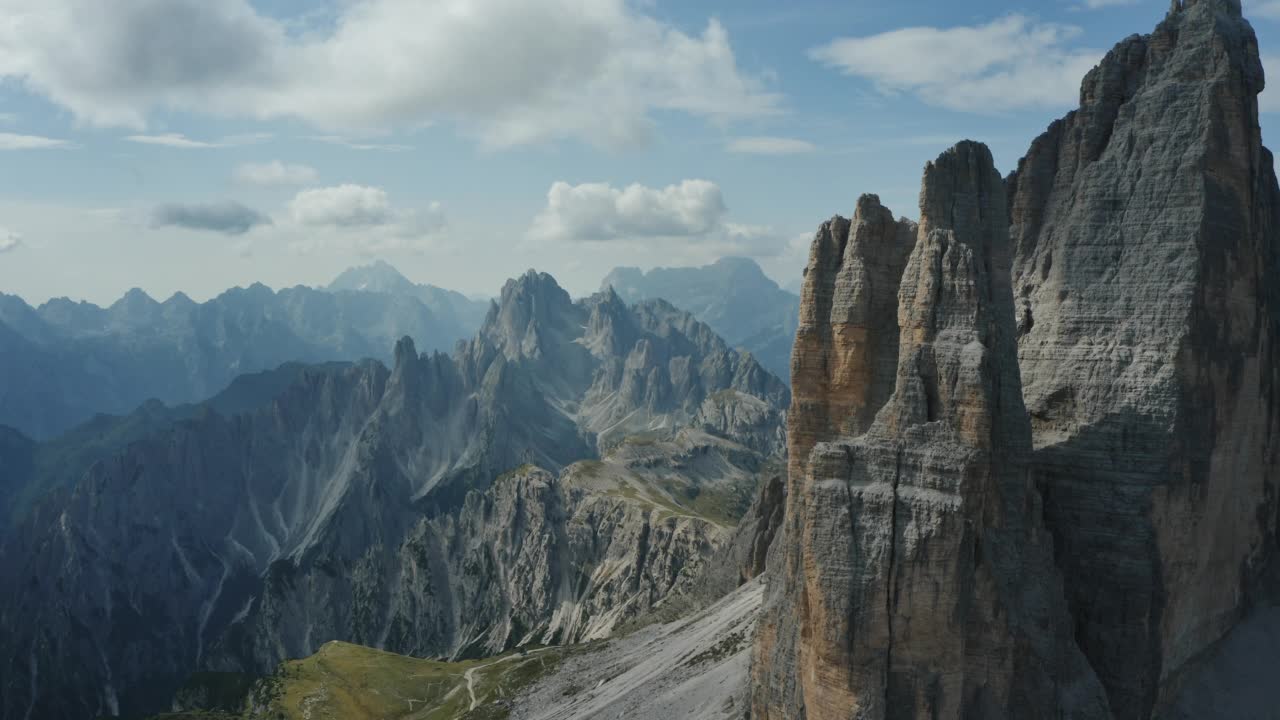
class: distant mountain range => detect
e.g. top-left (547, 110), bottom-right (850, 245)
top-left (0, 269), bottom-right (788, 720)
top-left (0, 262), bottom-right (490, 439)
top-left (602, 257), bottom-right (799, 380)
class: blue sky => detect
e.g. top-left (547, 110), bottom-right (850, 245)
top-left (0, 0), bottom-right (1277, 305)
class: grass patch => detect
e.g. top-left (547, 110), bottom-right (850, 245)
top-left (247, 641), bottom-right (478, 720)
top-left (152, 642), bottom-right (574, 720)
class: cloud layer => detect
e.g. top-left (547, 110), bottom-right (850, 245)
top-left (151, 201), bottom-right (270, 235)
top-left (0, 0), bottom-right (777, 148)
top-left (810, 15), bottom-right (1102, 113)
top-left (0, 132), bottom-right (71, 150)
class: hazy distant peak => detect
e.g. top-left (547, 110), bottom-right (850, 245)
top-left (115, 287), bottom-right (156, 305)
top-left (328, 259), bottom-right (416, 295)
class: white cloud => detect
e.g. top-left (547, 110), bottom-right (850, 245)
top-left (0, 0), bottom-right (778, 148)
top-left (307, 136), bottom-right (413, 152)
top-left (282, 184), bottom-right (446, 254)
top-left (0, 132), bottom-right (71, 149)
top-left (810, 15), bottom-right (1102, 113)
top-left (234, 161), bottom-right (318, 186)
top-left (289, 184), bottom-right (394, 227)
top-left (726, 136), bottom-right (816, 155)
top-left (1079, 0), bottom-right (1139, 7)
top-left (125, 132), bottom-right (270, 148)
top-left (0, 228), bottom-right (22, 252)
top-left (528, 178), bottom-right (799, 268)
top-left (530, 180), bottom-right (726, 243)
top-left (126, 133), bottom-right (220, 149)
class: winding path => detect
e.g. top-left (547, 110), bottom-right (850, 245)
top-left (464, 648), bottom-right (557, 711)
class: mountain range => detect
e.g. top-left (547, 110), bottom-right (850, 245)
top-left (3, 2), bottom-right (1279, 720)
top-left (603, 257), bottom-right (800, 381)
top-left (0, 264), bottom-right (491, 441)
top-left (0, 270), bottom-right (787, 719)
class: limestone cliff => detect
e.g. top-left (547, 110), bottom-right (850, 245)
top-left (1008, 0), bottom-right (1280, 715)
top-left (754, 143), bottom-right (1111, 719)
top-left (752, 2), bottom-right (1280, 718)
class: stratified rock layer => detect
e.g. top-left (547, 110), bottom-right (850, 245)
top-left (754, 143), bottom-right (1110, 719)
top-left (1009, 0), bottom-right (1280, 715)
top-left (753, 2), bottom-right (1280, 719)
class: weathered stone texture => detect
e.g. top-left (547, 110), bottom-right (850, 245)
top-left (753, 2), bottom-right (1280, 719)
top-left (1009, 1), bottom-right (1280, 716)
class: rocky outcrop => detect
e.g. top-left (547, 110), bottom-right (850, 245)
top-left (1006, 1), bottom-right (1280, 716)
top-left (0, 271), bottom-right (787, 720)
top-left (754, 143), bottom-right (1110, 719)
top-left (752, 2), bottom-right (1280, 718)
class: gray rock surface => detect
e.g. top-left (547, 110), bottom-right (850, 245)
top-left (1009, 0), bottom-right (1280, 715)
top-left (751, 2), bottom-right (1280, 719)
top-left (509, 575), bottom-right (766, 720)
top-left (753, 143), bottom-right (1109, 719)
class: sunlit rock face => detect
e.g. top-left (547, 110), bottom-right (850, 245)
top-left (753, 141), bottom-right (1110, 720)
top-left (752, 2), bottom-right (1280, 718)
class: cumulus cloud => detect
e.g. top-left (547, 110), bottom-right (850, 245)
top-left (531, 180), bottom-right (726, 243)
top-left (289, 184), bottom-right (395, 227)
top-left (235, 161), bottom-right (318, 186)
top-left (726, 136), bottom-right (816, 155)
top-left (151, 201), bottom-right (271, 235)
top-left (282, 184), bottom-right (446, 254)
top-left (528, 178), bottom-right (798, 267)
top-left (0, 228), bottom-right (22, 252)
top-left (0, 132), bottom-right (71, 149)
top-left (0, 0), bottom-right (778, 148)
top-left (810, 15), bottom-right (1102, 113)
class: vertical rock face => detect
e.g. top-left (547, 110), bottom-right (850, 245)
top-left (755, 3), bottom-right (1279, 719)
top-left (754, 142), bottom-right (1110, 719)
top-left (787, 195), bottom-right (918, 483)
top-left (1009, 0), bottom-right (1280, 715)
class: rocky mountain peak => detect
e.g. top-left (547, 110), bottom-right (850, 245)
top-left (392, 335), bottom-right (418, 370)
top-left (327, 259), bottom-right (418, 295)
top-left (482, 270), bottom-right (581, 361)
top-left (755, 142), bottom-right (1104, 717)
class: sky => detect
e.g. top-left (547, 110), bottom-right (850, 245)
top-left (1, 0), bottom-right (1279, 306)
